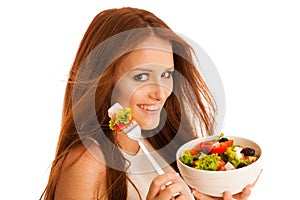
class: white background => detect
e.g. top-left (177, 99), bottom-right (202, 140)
top-left (1, 0), bottom-right (299, 199)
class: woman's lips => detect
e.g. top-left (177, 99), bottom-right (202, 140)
top-left (137, 104), bottom-right (160, 113)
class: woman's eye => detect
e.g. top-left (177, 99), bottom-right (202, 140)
top-left (133, 73), bottom-right (149, 81)
top-left (161, 71), bottom-right (173, 78)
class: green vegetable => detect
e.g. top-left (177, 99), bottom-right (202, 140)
top-left (194, 153), bottom-right (220, 171)
top-left (218, 132), bottom-right (225, 140)
top-left (109, 108), bottom-right (132, 130)
top-left (109, 120), bottom-right (116, 130)
top-left (115, 108), bottom-right (132, 124)
top-left (179, 150), bottom-right (197, 166)
top-left (224, 146), bottom-right (249, 168)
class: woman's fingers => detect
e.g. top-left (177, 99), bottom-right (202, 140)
top-left (192, 190), bottom-right (234, 200)
top-left (174, 194), bottom-right (188, 200)
top-left (157, 182), bottom-right (184, 199)
top-left (192, 189), bottom-right (221, 200)
top-left (192, 188), bottom-right (251, 200)
top-left (231, 184), bottom-right (251, 200)
top-left (146, 172), bottom-right (179, 199)
top-left (222, 191), bottom-right (233, 200)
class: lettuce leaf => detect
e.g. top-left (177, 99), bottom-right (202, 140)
top-left (180, 150), bottom-right (197, 166)
top-left (109, 108), bottom-right (132, 130)
top-left (194, 153), bottom-right (220, 171)
top-left (115, 107), bottom-right (132, 124)
top-left (225, 146), bottom-right (249, 168)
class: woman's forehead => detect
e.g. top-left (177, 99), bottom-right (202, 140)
top-left (120, 49), bottom-right (174, 70)
top-left (113, 37), bottom-right (174, 79)
top-left (134, 36), bottom-right (173, 52)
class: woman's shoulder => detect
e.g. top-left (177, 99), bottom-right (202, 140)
top-left (62, 143), bottom-right (106, 172)
top-left (55, 143), bottom-right (107, 199)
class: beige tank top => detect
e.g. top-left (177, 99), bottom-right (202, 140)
top-left (121, 139), bottom-right (195, 199)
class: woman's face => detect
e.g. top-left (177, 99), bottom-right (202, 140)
top-left (112, 38), bottom-right (174, 130)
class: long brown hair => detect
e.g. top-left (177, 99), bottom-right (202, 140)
top-left (40, 7), bottom-right (216, 200)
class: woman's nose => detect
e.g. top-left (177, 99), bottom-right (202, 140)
top-left (148, 84), bottom-right (170, 101)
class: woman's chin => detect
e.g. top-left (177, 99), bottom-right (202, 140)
top-left (140, 121), bottom-right (160, 131)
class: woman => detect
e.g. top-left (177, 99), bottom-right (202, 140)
top-left (40, 7), bottom-right (253, 200)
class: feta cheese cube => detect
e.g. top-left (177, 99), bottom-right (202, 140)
top-left (234, 146), bottom-right (243, 159)
top-left (224, 162), bottom-right (235, 170)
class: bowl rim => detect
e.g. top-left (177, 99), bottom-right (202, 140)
top-left (176, 135), bottom-right (262, 174)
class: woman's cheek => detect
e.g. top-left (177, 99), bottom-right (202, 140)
top-left (111, 80), bottom-right (140, 107)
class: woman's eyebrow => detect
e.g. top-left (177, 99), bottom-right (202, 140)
top-left (130, 66), bottom-right (174, 72)
top-left (130, 68), bottom-right (153, 72)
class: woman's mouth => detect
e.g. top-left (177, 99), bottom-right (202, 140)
top-left (137, 104), bottom-right (160, 111)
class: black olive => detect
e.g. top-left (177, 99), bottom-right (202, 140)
top-left (220, 154), bottom-right (228, 163)
top-left (219, 137), bottom-right (229, 143)
top-left (241, 147), bottom-right (255, 156)
top-left (237, 163), bottom-right (248, 168)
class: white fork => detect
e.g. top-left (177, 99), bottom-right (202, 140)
top-left (108, 103), bottom-right (179, 196)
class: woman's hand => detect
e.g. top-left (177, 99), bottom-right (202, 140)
top-left (192, 169), bottom-right (262, 200)
top-left (146, 172), bottom-right (188, 200)
top-left (191, 184), bottom-right (252, 200)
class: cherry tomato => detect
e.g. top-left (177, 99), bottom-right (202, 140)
top-left (199, 139), bottom-right (234, 155)
top-left (190, 147), bottom-right (201, 156)
top-left (217, 159), bottom-right (226, 171)
top-left (115, 119), bottom-right (133, 131)
top-left (209, 140), bottom-right (234, 154)
top-left (210, 145), bottom-right (227, 154)
top-left (115, 123), bottom-right (126, 131)
top-left (219, 140), bottom-right (234, 148)
top-left (199, 141), bottom-right (214, 153)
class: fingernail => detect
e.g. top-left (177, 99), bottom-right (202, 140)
top-left (247, 185), bottom-right (252, 193)
top-left (225, 192), bottom-right (231, 198)
top-left (173, 172), bottom-right (179, 177)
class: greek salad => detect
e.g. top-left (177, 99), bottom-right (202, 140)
top-left (109, 107), bottom-right (133, 131)
top-left (179, 133), bottom-right (260, 171)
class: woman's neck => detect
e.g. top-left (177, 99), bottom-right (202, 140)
top-left (117, 132), bottom-right (140, 155)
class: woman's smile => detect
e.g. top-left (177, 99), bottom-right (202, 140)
top-left (137, 104), bottom-right (160, 112)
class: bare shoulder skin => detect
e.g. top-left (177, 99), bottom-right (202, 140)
top-left (55, 144), bottom-right (107, 200)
